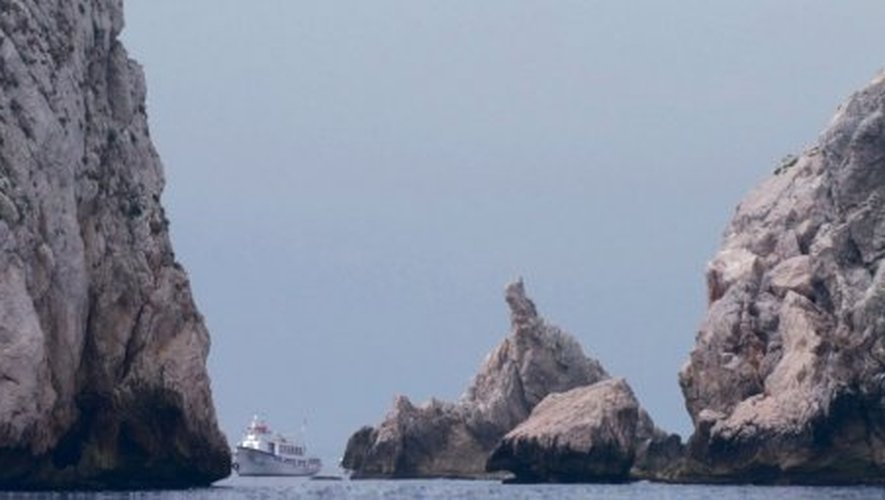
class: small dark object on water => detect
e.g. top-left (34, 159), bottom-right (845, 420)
top-left (311, 475), bottom-right (344, 481)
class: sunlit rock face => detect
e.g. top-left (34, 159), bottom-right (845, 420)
top-left (341, 280), bottom-right (609, 478)
top-left (0, 0), bottom-right (229, 489)
top-left (679, 72), bottom-right (885, 484)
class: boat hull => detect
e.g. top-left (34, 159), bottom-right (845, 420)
top-left (233, 446), bottom-right (322, 477)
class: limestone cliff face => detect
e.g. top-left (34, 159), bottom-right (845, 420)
top-left (341, 280), bottom-right (609, 478)
top-left (0, 0), bottom-right (229, 488)
top-left (679, 72), bottom-right (885, 484)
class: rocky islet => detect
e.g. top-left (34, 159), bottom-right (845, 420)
top-left (342, 280), bottom-right (678, 481)
top-left (341, 280), bottom-right (612, 478)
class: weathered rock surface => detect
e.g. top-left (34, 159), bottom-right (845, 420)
top-left (486, 378), bottom-right (680, 483)
top-left (678, 72), bottom-right (885, 484)
top-left (0, 0), bottom-right (229, 489)
top-left (341, 280), bottom-right (609, 478)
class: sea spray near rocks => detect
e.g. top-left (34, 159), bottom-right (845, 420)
top-left (0, 0), bottom-right (228, 489)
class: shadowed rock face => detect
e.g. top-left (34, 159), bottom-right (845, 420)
top-left (0, 0), bottom-right (229, 489)
top-left (341, 280), bottom-right (609, 478)
top-left (679, 72), bottom-right (885, 484)
top-left (486, 378), bottom-right (679, 483)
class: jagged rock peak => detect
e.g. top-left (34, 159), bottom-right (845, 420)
top-left (341, 279), bottom-right (609, 479)
top-left (678, 71), bottom-right (885, 484)
top-left (505, 278), bottom-right (538, 326)
top-left (463, 280), bottom-right (609, 423)
top-left (0, 0), bottom-right (229, 489)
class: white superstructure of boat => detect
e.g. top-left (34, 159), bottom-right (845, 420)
top-left (232, 415), bottom-right (322, 476)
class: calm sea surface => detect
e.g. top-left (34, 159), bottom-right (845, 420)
top-left (2, 477), bottom-right (884, 499)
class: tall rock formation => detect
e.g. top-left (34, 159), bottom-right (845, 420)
top-left (0, 0), bottom-right (229, 489)
top-left (341, 280), bottom-right (609, 478)
top-left (679, 72), bottom-right (885, 484)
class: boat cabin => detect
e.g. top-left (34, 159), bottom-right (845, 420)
top-left (240, 415), bottom-right (307, 457)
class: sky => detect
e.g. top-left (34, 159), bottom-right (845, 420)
top-left (120, 1), bottom-right (885, 467)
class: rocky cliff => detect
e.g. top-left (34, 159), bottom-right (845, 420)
top-left (679, 72), bottom-right (885, 484)
top-left (341, 280), bottom-right (609, 478)
top-left (0, 0), bottom-right (229, 489)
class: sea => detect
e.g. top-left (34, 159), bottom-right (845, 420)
top-left (1, 476), bottom-right (884, 500)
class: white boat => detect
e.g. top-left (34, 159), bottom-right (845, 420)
top-left (232, 415), bottom-right (322, 476)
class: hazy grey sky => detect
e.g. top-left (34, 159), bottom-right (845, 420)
top-left (121, 1), bottom-right (885, 465)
